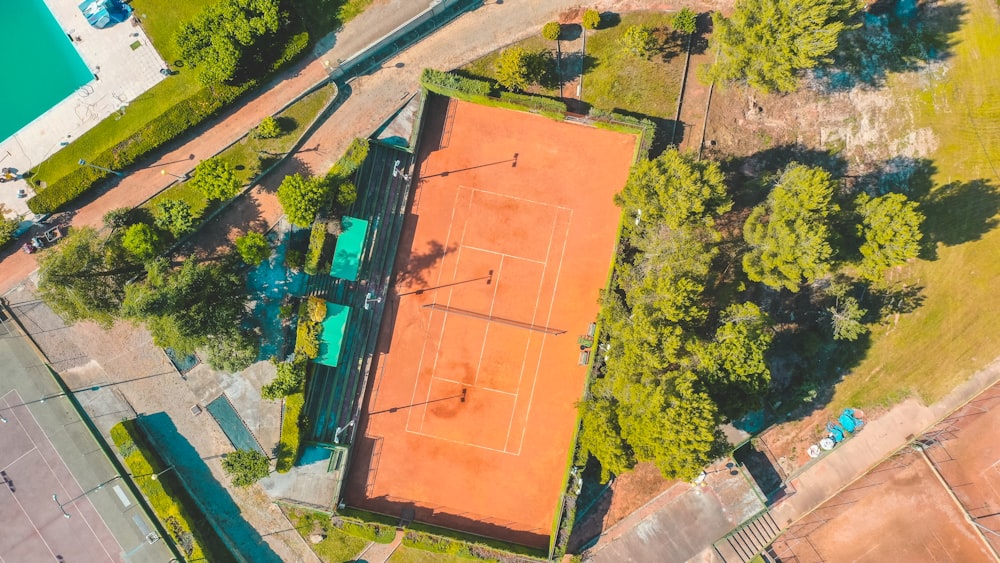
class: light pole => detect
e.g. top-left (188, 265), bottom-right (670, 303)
top-left (392, 160), bottom-right (411, 182)
top-left (333, 420), bottom-right (355, 444)
top-left (149, 465), bottom-right (174, 481)
top-left (53, 475), bottom-right (121, 518)
top-left (78, 159), bottom-right (123, 178)
top-left (160, 169), bottom-right (188, 181)
top-left (364, 292), bottom-right (382, 311)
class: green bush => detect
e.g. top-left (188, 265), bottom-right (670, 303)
top-left (293, 296), bottom-right (326, 359)
top-left (582, 8), bottom-right (601, 30)
top-left (542, 21), bottom-right (562, 40)
top-left (327, 138), bottom-right (370, 181)
top-left (304, 220), bottom-right (328, 276)
top-left (336, 518), bottom-right (397, 543)
top-left (286, 249), bottom-right (304, 271)
top-left (262, 357), bottom-right (306, 400)
top-left (498, 91), bottom-right (567, 113)
top-left (420, 68), bottom-right (493, 97)
top-left (28, 82), bottom-right (250, 214)
top-left (110, 421), bottom-right (234, 561)
top-left (254, 116), bottom-right (284, 140)
top-left (270, 31), bottom-right (311, 73)
top-left (587, 108), bottom-right (658, 158)
top-left (275, 391), bottom-right (304, 472)
top-left (235, 231), bottom-right (271, 266)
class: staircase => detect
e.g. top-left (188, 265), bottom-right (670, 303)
top-left (714, 510), bottom-right (782, 563)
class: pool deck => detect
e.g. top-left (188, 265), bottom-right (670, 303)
top-left (0, 0), bottom-right (165, 219)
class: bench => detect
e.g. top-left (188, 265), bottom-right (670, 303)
top-left (578, 349), bottom-right (591, 366)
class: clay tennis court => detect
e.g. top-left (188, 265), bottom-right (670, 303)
top-left (0, 390), bottom-right (121, 561)
top-left (345, 95), bottom-right (636, 548)
top-left (769, 448), bottom-right (993, 562)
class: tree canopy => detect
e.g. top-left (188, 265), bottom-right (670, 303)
top-left (37, 227), bottom-right (140, 327)
top-left (615, 149), bottom-right (732, 232)
top-left (175, 0), bottom-right (283, 85)
top-left (621, 25), bottom-right (656, 58)
top-left (672, 8), bottom-right (698, 35)
top-left (743, 163), bottom-right (838, 291)
top-left (542, 21), bottom-right (562, 41)
top-left (709, 0), bottom-right (860, 92)
top-left (277, 173), bottom-right (330, 227)
top-left (856, 192), bottom-right (924, 280)
top-left (122, 223), bottom-right (162, 260)
top-left (582, 9), bottom-right (601, 30)
top-left (153, 199), bottom-right (195, 238)
top-left (235, 231), bottom-right (271, 266)
top-left (191, 158), bottom-right (242, 202)
top-left (0, 207), bottom-right (18, 246)
top-left (493, 47), bottom-right (544, 92)
top-left (696, 302), bottom-right (773, 418)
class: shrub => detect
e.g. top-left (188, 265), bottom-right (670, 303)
top-left (306, 296), bottom-right (327, 323)
top-left (153, 199), bottom-right (195, 238)
top-left (254, 116), bottom-right (283, 139)
top-left (582, 8), bottom-right (601, 30)
top-left (336, 518), bottom-right (397, 543)
top-left (275, 391), bottom-right (304, 472)
top-left (0, 211), bottom-right (18, 247)
top-left (304, 220), bottom-right (328, 276)
top-left (542, 21), bottom-right (562, 41)
top-left (191, 158), bottom-right (241, 201)
top-left (621, 25), bottom-right (656, 58)
top-left (103, 207), bottom-right (133, 230)
top-left (335, 182), bottom-right (357, 210)
top-left (285, 249), bottom-right (304, 271)
top-left (420, 68), bottom-right (492, 97)
top-left (262, 357), bottom-right (306, 399)
top-left (221, 449), bottom-right (270, 487)
top-left (672, 8), bottom-right (698, 35)
top-left (235, 231), bottom-right (271, 266)
top-left (204, 328), bottom-right (259, 372)
top-left (498, 92), bottom-right (567, 113)
top-left (278, 173), bottom-right (329, 227)
top-left (293, 297), bottom-right (326, 359)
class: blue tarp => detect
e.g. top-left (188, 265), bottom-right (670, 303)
top-left (78, 0), bottom-right (132, 28)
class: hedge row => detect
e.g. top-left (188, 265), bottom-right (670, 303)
top-left (28, 28), bottom-right (313, 215)
top-left (326, 138), bottom-right (370, 183)
top-left (275, 391), bottom-right (304, 472)
top-left (294, 296), bottom-right (326, 359)
top-left (498, 91), bottom-right (567, 113)
top-left (586, 108), bottom-right (657, 158)
top-left (402, 528), bottom-right (544, 562)
top-left (110, 420), bottom-right (235, 561)
top-left (28, 82), bottom-right (250, 214)
top-left (304, 220), bottom-right (327, 275)
top-left (334, 517), bottom-right (397, 543)
top-left (420, 68), bottom-right (492, 96)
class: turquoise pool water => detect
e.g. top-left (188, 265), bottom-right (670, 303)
top-left (2, 0), bottom-right (93, 141)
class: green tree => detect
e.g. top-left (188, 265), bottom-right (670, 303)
top-left (494, 47), bottom-right (542, 92)
top-left (254, 115), bottom-right (283, 139)
top-left (102, 207), bottom-right (133, 230)
top-left (36, 227), bottom-right (139, 327)
top-left (709, 0), bottom-right (860, 92)
top-left (616, 149), bottom-right (732, 232)
top-left (856, 192), bottom-right (924, 281)
top-left (221, 449), bottom-right (270, 487)
top-left (205, 328), bottom-right (259, 372)
top-left (0, 208), bottom-right (17, 246)
top-left (582, 8), bottom-right (601, 30)
top-left (123, 260), bottom-right (247, 355)
top-left (277, 173), bottom-right (329, 227)
top-left (742, 163), bottom-right (838, 291)
top-left (262, 358), bottom-right (306, 400)
top-left (122, 223), bottom-right (162, 260)
top-left (153, 199), bottom-right (195, 238)
top-left (829, 294), bottom-right (868, 341)
top-left (621, 25), bottom-right (656, 58)
top-left (542, 21), bottom-right (562, 41)
top-left (175, 0), bottom-right (283, 85)
top-left (235, 231), bottom-right (271, 266)
top-left (697, 302), bottom-right (773, 418)
top-left (672, 8), bottom-right (698, 35)
top-left (191, 158), bottom-right (242, 202)
top-left (578, 397), bottom-right (632, 482)
top-left (335, 181), bottom-right (358, 211)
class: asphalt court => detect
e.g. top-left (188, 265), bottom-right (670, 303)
top-left (405, 185), bottom-right (572, 454)
top-left (0, 390), bottom-right (120, 562)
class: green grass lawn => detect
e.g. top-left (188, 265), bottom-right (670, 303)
top-left (831, 0), bottom-right (1000, 408)
top-left (581, 12), bottom-right (684, 118)
top-left (284, 507), bottom-right (369, 562)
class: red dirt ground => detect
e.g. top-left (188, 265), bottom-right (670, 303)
top-left (344, 96), bottom-right (636, 548)
top-left (771, 449), bottom-right (993, 562)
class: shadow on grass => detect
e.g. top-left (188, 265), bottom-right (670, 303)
top-left (811, 0), bottom-right (966, 92)
top-left (137, 412), bottom-right (282, 563)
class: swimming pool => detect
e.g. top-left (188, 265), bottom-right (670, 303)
top-left (2, 0), bottom-right (93, 141)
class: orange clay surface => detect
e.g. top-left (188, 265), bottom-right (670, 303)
top-left (771, 450), bottom-right (993, 562)
top-left (344, 96), bottom-right (636, 548)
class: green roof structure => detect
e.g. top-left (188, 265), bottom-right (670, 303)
top-left (330, 216), bottom-right (369, 281)
top-left (315, 302), bottom-right (351, 367)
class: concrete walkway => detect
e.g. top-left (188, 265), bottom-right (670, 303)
top-left (354, 529), bottom-right (405, 563)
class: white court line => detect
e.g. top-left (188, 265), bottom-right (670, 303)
top-left (473, 256), bottom-right (504, 387)
top-left (466, 186), bottom-right (572, 212)
top-left (12, 391), bottom-right (118, 561)
top-left (460, 245), bottom-right (546, 265)
top-left (405, 186), bottom-right (463, 434)
top-left (405, 429), bottom-right (518, 455)
top-left (503, 207), bottom-right (561, 453)
top-left (3, 446), bottom-right (39, 470)
top-left (3, 468), bottom-right (59, 561)
top-left (515, 209), bottom-right (574, 456)
top-left (429, 376), bottom-right (518, 396)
